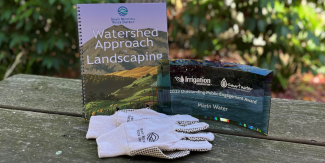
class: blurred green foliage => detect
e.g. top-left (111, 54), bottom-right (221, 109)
top-left (0, 0), bottom-right (121, 80)
top-left (1, 0), bottom-right (324, 92)
top-left (168, 0), bottom-right (325, 90)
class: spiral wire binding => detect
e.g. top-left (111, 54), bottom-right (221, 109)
top-left (77, 6), bottom-right (87, 120)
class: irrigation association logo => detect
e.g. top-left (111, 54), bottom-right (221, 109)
top-left (174, 75), bottom-right (211, 86)
top-left (174, 76), bottom-right (184, 83)
top-left (118, 6), bottom-right (128, 16)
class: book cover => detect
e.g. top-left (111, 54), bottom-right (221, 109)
top-left (157, 59), bottom-right (273, 135)
top-left (77, 3), bottom-right (168, 120)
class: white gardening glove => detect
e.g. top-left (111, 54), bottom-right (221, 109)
top-left (96, 115), bottom-right (214, 159)
top-left (86, 108), bottom-right (171, 139)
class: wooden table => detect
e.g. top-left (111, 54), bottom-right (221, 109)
top-left (1, 74), bottom-right (325, 162)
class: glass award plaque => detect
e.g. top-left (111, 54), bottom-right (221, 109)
top-left (157, 59), bottom-right (273, 135)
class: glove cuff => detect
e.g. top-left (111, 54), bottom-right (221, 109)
top-left (86, 115), bottom-right (117, 139)
top-left (96, 124), bottom-right (130, 158)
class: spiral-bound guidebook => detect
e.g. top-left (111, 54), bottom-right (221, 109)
top-left (77, 3), bottom-right (168, 120)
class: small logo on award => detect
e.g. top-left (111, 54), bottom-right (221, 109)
top-left (221, 78), bottom-right (227, 88)
top-left (118, 6), bottom-right (128, 16)
top-left (174, 76), bottom-right (184, 83)
top-left (220, 78), bottom-right (253, 92)
top-left (147, 132), bottom-right (159, 142)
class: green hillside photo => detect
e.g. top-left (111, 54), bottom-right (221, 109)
top-left (84, 66), bottom-right (158, 120)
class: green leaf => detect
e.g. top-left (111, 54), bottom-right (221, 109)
top-left (171, 28), bottom-right (177, 38)
top-left (305, 86), bottom-right (314, 93)
top-left (319, 55), bottom-right (325, 65)
top-left (48, 37), bottom-right (56, 49)
top-left (1, 9), bottom-right (12, 21)
top-left (64, 8), bottom-right (74, 19)
top-left (190, 37), bottom-right (198, 49)
top-left (71, 8), bottom-right (77, 22)
top-left (17, 3), bottom-right (28, 16)
top-left (0, 65), bottom-right (6, 71)
top-left (310, 33), bottom-right (320, 45)
top-left (25, 56), bottom-right (37, 73)
top-left (257, 19), bottom-right (266, 33)
top-left (41, 56), bottom-right (53, 69)
top-left (270, 56), bottom-right (278, 74)
top-left (21, 9), bottom-right (33, 19)
top-left (47, 60), bottom-right (53, 69)
top-left (318, 66), bottom-right (325, 74)
top-left (33, 11), bottom-right (40, 21)
top-left (267, 1), bottom-right (275, 9)
top-left (192, 16), bottom-right (200, 28)
top-left (16, 20), bottom-right (24, 29)
top-left (207, 19), bottom-right (216, 32)
top-left (274, 1), bottom-right (285, 12)
top-left (244, 17), bottom-right (256, 32)
top-left (293, 24), bottom-right (299, 33)
top-left (0, 32), bottom-right (8, 47)
top-left (9, 16), bottom-right (19, 24)
top-left (182, 14), bottom-right (191, 26)
top-left (276, 73), bottom-right (287, 89)
top-left (9, 37), bottom-right (19, 48)
top-left (63, 2), bottom-right (72, 13)
top-left (260, 0), bottom-right (268, 7)
top-left (213, 22), bottom-right (228, 35)
top-left (213, 24), bottom-right (222, 35)
top-left (212, 39), bottom-right (218, 45)
top-left (200, 18), bottom-right (207, 26)
top-left (53, 58), bottom-right (60, 72)
top-left (301, 66), bottom-right (309, 73)
top-left (280, 26), bottom-right (289, 37)
top-left (49, 0), bottom-right (56, 6)
top-left (24, 21), bottom-right (33, 31)
top-left (56, 39), bottom-right (64, 51)
top-left (36, 41), bottom-right (44, 54)
top-left (20, 35), bottom-right (30, 42)
top-left (43, 41), bottom-right (49, 52)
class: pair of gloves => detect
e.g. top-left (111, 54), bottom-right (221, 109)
top-left (86, 108), bottom-right (214, 159)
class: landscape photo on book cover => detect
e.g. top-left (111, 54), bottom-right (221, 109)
top-left (82, 25), bottom-right (168, 119)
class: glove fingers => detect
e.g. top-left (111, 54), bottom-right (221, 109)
top-left (175, 122), bottom-right (209, 133)
top-left (131, 147), bottom-right (190, 159)
top-left (180, 132), bottom-right (215, 141)
top-left (164, 140), bottom-right (212, 151)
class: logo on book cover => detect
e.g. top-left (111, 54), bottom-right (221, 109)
top-left (220, 78), bottom-right (253, 92)
top-left (175, 76), bottom-right (211, 86)
top-left (147, 132), bottom-right (159, 142)
top-left (118, 6), bottom-right (128, 16)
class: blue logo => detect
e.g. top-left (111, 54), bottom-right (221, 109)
top-left (118, 6), bottom-right (128, 16)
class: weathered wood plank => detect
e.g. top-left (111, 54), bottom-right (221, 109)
top-left (1, 108), bottom-right (324, 163)
top-left (204, 98), bottom-right (325, 143)
top-left (1, 74), bottom-right (325, 143)
top-left (268, 99), bottom-right (325, 142)
top-left (0, 74), bottom-right (82, 114)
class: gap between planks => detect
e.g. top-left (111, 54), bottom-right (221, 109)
top-left (1, 104), bottom-right (325, 147)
